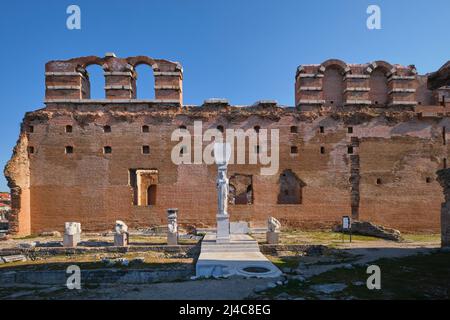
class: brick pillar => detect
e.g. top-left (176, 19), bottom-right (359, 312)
top-left (105, 69), bottom-right (136, 100)
top-left (387, 75), bottom-right (417, 108)
top-left (154, 69), bottom-right (183, 104)
top-left (45, 71), bottom-right (85, 100)
top-left (350, 148), bottom-right (360, 220)
top-left (436, 169), bottom-right (450, 247)
top-left (295, 65), bottom-right (324, 109)
top-left (343, 74), bottom-right (371, 106)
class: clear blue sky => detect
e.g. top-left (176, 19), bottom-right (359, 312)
top-left (0, 0), bottom-right (449, 191)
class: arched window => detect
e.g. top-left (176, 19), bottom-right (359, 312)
top-left (277, 169), bottom-right (306, 204)
top-left (135, 64), bottom-right (155, 99)
top-left (323, 66), bottom-right (344, 107)
top-left (369, 68), bottom-right (388, 105)
top-left (85, 64), bottom-right (105, 99)
top-left (147, 185), bottom-right (157, 205)
top-left (228, 174), bottom-right (253, 205)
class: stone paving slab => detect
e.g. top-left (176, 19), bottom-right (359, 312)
top-left (196, 234), bottom-right (282, 278)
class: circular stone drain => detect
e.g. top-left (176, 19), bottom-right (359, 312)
top-left (242, 266), bottom-right (271, 274)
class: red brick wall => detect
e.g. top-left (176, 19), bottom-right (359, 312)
top-left (6, 105), bottom-right (444, 235)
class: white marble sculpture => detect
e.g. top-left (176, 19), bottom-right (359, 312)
top-left (267, 216), bottom-right (281, 232)
top-left (114, 220), bottom-right (129, 247)
top-left (65, 222), bottom-right (81, 235)
top-left (266, 217), bottom-right (281, 244)
top-left (115, 220), bottom-right (128, 234)
top-left (217, 166), bottom-right (229, 216)
top-left (214, 143), bottom-right (232, 243)
top-left (167, 208), bottom-right (178, 245)
top-left (168, 210), bottom-right (178, 233)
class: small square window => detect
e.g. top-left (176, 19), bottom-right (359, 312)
top-left (103, 146), bottom-right (112, 154)
top-left (426, 177), bottom-right (432, 183)
top-left (347, 127), bottom-right (353, 134)
top-left (376, 178), bottom-right (382, 185)
top-left (65, 146), bottom-right (73, 154)
top-left (290, 126), bottom-right (298, 133)
top-left (319, 126), bottom-right (324, 133)
top-left (142, 125), bottom-right (149, 133)
top-left (103, 125), bottom-right (111, 133)
top-left (347, 146), bottom-right (354, 154)
top-left (290, 146), bottom-right (298, 154)
top-left (28, 125), bottom-right (34, 133)
top-left (27, 146), bottom-right (34, 154)
top-left (142, 145), bottom-right (150, 154)
top-left (66, 125), bottom-right (73, 133)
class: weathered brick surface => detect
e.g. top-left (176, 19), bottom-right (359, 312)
top-left (4, 56), bottom-right (449, 235)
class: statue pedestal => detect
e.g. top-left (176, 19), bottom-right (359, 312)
top-left (216, 214), bottom-right (230, 243)
top-left (114, 233), bottom-right (128, 247)
top-left (266, 231), bottom-right (279, 245)
top-left (63, 233), bottom-right (80, 248)
top-left (167, 232), bottom-right (178, 245)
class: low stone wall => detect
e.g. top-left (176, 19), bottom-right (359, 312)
top-left (259, 244), bottom-right (325, 256)
top-left (0, 244), bottom-right (199, 258)
top-left (0, 268), bottom-right (194, 286)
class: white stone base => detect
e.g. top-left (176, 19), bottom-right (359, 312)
top-left (114, 233), bottom-right (128, 247)
top-left (266, 231), bottom-right (279, 244)
top-left (167, 232), bottom-right (178, 245)
top-left (196, 234), bottom-right (282, 278)
top-left (63, 233), bottom-right (80, 248)
top-left (216, 214), bottom-right (230, 243)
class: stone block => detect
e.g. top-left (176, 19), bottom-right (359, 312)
top-left (167, 232), bottom-right (178, 245)
top-left (266, 231), bottom-right (279, 245)
top-left (230, 221), bottom-right (249, 234)
top-left (114, 233), bottom-right (128, 247)
top-left (216, 215), bottom-right (230, 243)
top-left (63, 233), bottom-right (80, 248)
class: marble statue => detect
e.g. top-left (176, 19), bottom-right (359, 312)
top-left (167, 208), bottom-right (178, 245)
top-left (114, 220), bottom-right (129, 247)
top-left (267, 216), bottom-right (281, 232)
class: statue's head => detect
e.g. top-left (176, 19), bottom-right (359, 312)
top-left (115, 220), bottom-right (128, 234)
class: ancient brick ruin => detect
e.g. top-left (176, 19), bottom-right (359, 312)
top-left (4, 55), bottom-right (450, 236)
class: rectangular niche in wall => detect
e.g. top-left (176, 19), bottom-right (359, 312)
top-left (129, 169), bottom-right (159, 206)
top-left (277, 169), bottom-right (306, 205)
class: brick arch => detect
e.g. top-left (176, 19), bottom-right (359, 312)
top-left (321, 60), bottom-right (347, 106)
top-left (127, 56), bottom-right (159, 71)
top-left (367, 61), bottom-right (393, 106)
top-left (367, 60), bottom-right (394, 75)
top-left (77, 56), bottom-right (105, 70)
top-left (319, 59), bottom-right (348, 73)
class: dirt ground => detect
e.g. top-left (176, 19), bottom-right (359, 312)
top-left (0, 231), bottom-right (445, 300)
